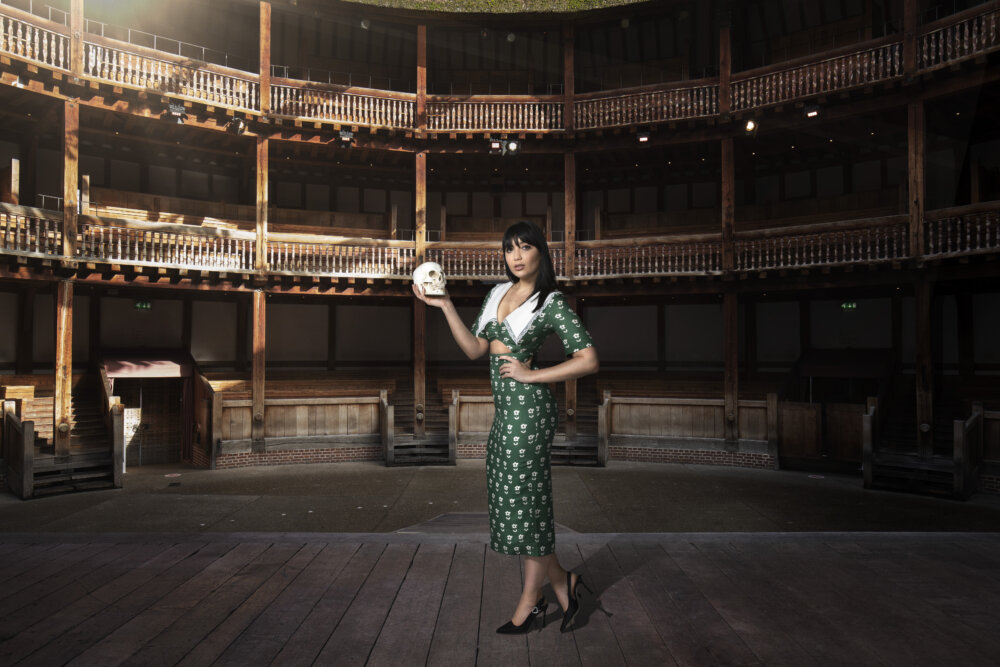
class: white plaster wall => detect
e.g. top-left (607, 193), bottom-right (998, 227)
top-left (811, 298), bottom-right (891, 349)
top-left (665, 303), bottom-right (723, 364)
top-left (336, 305), bottom-right (410, 361)
top-left (757, 301), bottom-right (800, 363)
top-left (100, 297), bottom-right (182, 349)
top-left (190, 300), bottom-right (236, 363)
top-left (0, 292), bottom-right (16, 363)
top-left (586, 305), bottom-right (656, 362)
top-left (267, 303), bottom-right (327, 361)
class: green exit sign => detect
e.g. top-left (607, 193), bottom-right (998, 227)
top-left (841, 301), bottom-right (857, 312)
top-left (134, 300), bottom-right (152, 311)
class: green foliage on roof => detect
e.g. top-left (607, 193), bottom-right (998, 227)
top-left (342, 0), bottom-right (644, 13)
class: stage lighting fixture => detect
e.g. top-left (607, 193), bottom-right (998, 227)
top-left (489, 139), bottom-right (503, 155)
top-left (225, 117), bottom-right (246, 135)
top-left (745, 119), bottom-right (757, 132)
top-left (167, 102), bottom-right (188, 124)
top-left (506, 32), bottom-right (516, 42)
top-left (337, 130), bottom-right (355, 147)
top-left (489, 138), bottom-right (520, 156)
top-left (804, 105), bottom-right (820, 118)
top-left (360, 18), bottom-right (371, 30)
top-left (637, 129), bottom-right (650, 142)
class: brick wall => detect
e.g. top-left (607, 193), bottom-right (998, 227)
top-left (607, 446), bottom-right (776, 469)
top-left (457, 443), bottom-right (486, 458)
top-left (215, 445), bottom-right (383, 469)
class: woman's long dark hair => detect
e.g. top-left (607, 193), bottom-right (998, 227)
top-left (502, 220), bottom-right (556, 312)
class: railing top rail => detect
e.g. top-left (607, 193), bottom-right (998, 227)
top-left (578, 233), bottom-right (722, 247)
top-left (0, 201), bottom-right (64, 221)
top-left (924, 201), bottom-right (1000, 221)
top-left (83, 32), bottom-right (259, 80)
top-left (735, 214), bottom-right (908, 240)
top-left (271, 76), bottom-right (416, 101)
top-left (267, 232), bottom-right (414, 248)
top-left (574, 76), bottom-right (719, 102)
top-left (732, 33), bottom-right (902, 81)
top-left (607, 396), bottom-right (728, 406)
top-left (0, 2), bottom-right (69, 35)
top-left (78, 213), bottom-right (257, 240)
top-left (428, 93), bottom-right (564, 103)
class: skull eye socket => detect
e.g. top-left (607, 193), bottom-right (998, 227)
top-left (428, 271), bottom-right (439, 279)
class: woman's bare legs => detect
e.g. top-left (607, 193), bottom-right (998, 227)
top-left (510, 553), bottom-right (574, 624)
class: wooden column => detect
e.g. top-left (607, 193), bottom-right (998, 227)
top-left (259, 2), bottom-right (271, 115)
top-left (723, 291), bottom-right (739, 446)
top-left (439, 203), bottom-right (447, 242)
top-left (565, 296), bottom-right (578, 438)
top-left (903, 0), bottom-right (919, 79)
top-left (563, 25), bottom-right (574, 132)
top-left (915, 277), bottom-right (934, 457)
top-left (416, 25), bottom-right (427, 134)
top-left (721, 136), bottom-right (735, 271)
top-left (564, 152), bottom-right (576, 277)
top-left (251, 289), bottom-right (266, 448)
top-left (70, 0), bottom-right (83, 79)
top-left (956, 293), bottom-right (974, 382)
top-left (415, 151), bottom-right (427, 262)
top-left (413, 301), bottom-right (426, 438)
top-left (236, 296), bottom-right (249, 372)
top-left (63, 99), bottom-right (79, 260)
top-left (16, 287), bottom-right (36, 375)
top-left (723, 292), bottom-right (739, 446)
top-left (54, 281), bottom-right (73, 457)
top-left (719, 26), bottom-right (731, 115)
top-left (907, 101), bottom-right (925, 257)
top-left (80, 174), bottom-right (90, 214)
top-left (256, 137), bottom-right (269, 271)
top-left (3, 157), bottom-right (18, 204)
top-left (327, 303), bottom-right (337, 371)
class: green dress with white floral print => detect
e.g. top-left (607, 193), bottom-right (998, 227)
top-left (470, 282), bottom-right (594, 556)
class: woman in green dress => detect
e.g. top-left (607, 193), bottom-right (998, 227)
top-left (413, 220), bottom-right (599, 634)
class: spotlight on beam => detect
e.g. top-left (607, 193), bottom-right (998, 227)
top-left (637, 129), bottom-right (650, 143)
top-left (225, 117), bottom-right (246, 135)
top-left (337, 129), bottom-right (355, 147)
top-left (745, 119), bottom-right (757, 133)
top-left (167, 102), bottom-right (188, 124)
top-left (804, 105), bottom-right (820, 118)
top-left (489, 137), bottom-right (520, 156)
top-left (489, 138), bottom-right (503, 155)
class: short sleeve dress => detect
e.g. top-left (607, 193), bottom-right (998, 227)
top-left (470, 282), bottom-right (594, 556)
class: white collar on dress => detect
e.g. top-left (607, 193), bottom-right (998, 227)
top-left (476, 282), bottom-right (559, 344)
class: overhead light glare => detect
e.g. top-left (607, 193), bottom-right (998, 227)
top-left (745, 119), bottom-right (757, 133)
top-left (637, 129), bottom-right (650, 142)
top-left (804, 104), bottom-right (820, 118)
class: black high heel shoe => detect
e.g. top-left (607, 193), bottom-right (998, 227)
top-left (560, 571), bottom-right (592, 633)
top-left (496, 596), bottom-right (548, 634)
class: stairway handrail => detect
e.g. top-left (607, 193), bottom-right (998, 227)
top-left (2, 399), bottom-right (34, 499)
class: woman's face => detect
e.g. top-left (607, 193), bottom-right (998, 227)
top-left (505, 237), bottom-right (540, 282)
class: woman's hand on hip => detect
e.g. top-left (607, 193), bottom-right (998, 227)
top-left (498, 355), bottom-right (534, 383)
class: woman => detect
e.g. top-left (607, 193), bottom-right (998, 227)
top-left (413, 220), bottom-right (599, 634)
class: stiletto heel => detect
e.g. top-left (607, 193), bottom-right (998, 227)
top-left (496, 596), bottom-right (548, 635)
top-left (560, 571), bottom-right (587, 633)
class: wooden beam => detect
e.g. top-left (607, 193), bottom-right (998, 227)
top-left (415, 151), bottom-right (427, 263)
top-left (563, 25), bottom-right (575, 132)
top-left (70, 0), bottom-right (83, 79)
top-left (16, 287), bottom-right (35, 375)
top-left (54, 280), bottom-right (73, 457)
top-left (564, 151), bottom-right (576, 278)
top-left (723, 290), bottom-right (739, 446)
top-left (260, 2), bottom-right (272, 115)
top-left (903, 0), bottom-right (918, 79)
top-left (907, 101), bottom-right (925, 257)
top-left (252, 288), bottom-right (266, 447)
top-left (416, 25), bottom-right (427, 135)
top-left (413, 299), bottom-right (426, 438)
top-left (63, 99), bottom-right (79, 259)
top-left (3, 157), bottom-right (18, 204)
top-left (914, 276), bottom-right (933, 457)
top-left (721, 136), bottom-right (735, 271)
top-left (719, 26), bottom-right (732, 115)
top-left (256, 136), bottom-right (268, 271)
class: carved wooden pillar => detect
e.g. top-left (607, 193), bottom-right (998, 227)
top-left (54, 281), bottom-right (73, 457)
top-left (721, 136), bottom-right (735, 271)
top-left (563, 25), bottom-right (574, 132)
top-left (719, 26), bottom-right (731, 115)
top-left (416, 25), bottom-right (427, 135)
top-left (259, 2), bottom-right (271, 115)
top-left (256, 137), bottom-right (269, 271)
top-left (723, 291), bottom-right (739, 447)
top-left (915, 276), bottom-right (934, 458)
top-left (70, 0), bottom-right (83, 79)
top-left (415, 151), bottom-right (427, 262)
top-left (63, 99), bottom-right (79, 260)
top-left (564, 152), bottom-right (576, 277)
top-left (252, 289), bottom-right (266, 448)
top-left (3, 158), bottom-right (19, 204)
top-left (903, 0), bottom-right (919, 79)
top-left (907, 100), bottom-right (925, 257)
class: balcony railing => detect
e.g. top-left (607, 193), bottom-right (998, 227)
top-left (0, 204), bottom-right (62, 259)
top-left (576, 236), bottom-right (723, 277)
top-left (925, 203), bottom-right (1000, 257)
top-left (1, 3), bottom-right (997, 132)
top-left (736, 216), bottom-right (909, 271)
top-left (267, 234), bottom-right (415, 278)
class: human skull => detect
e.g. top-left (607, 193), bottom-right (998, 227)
top-left (412, 261), bottom-right (446, 296)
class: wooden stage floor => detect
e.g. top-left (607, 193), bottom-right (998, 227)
top-left (1, 530), bottom-right (998, 666)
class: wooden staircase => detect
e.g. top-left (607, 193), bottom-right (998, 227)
top-left (5, 377), bottom-right (118, 498)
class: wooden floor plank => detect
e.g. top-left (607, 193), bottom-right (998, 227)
top-left (524, 545), bottom-right (584, 667)
top-left (69, 542), bottom-right (273, 666)
top-left (313, 543), bottom-right (418, 667)
top-left (559, 543), bottom-right (626, 667)
top-left (0, 542), bottom-right (93, 602)
top-left (209, 542), bottom-right (360, 667)
top-left (0, 542), bottom-right (117, 613)
top-left (29, 542), bottom-right (235, 667)
top-left (0, 542), bottom-right (63, 585)
top-left (0, 542), bottom-right (208, 665)
top-left (425, 543), bottom-right (485, 667)
top-left (174, 543), bottom-right (318, 667)
top-left (474, 546), bottom-right (531, 665)
top-left (366, 543), bottom-right (455, 667)
top-left (268, 542), bottom-right (381, 666)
